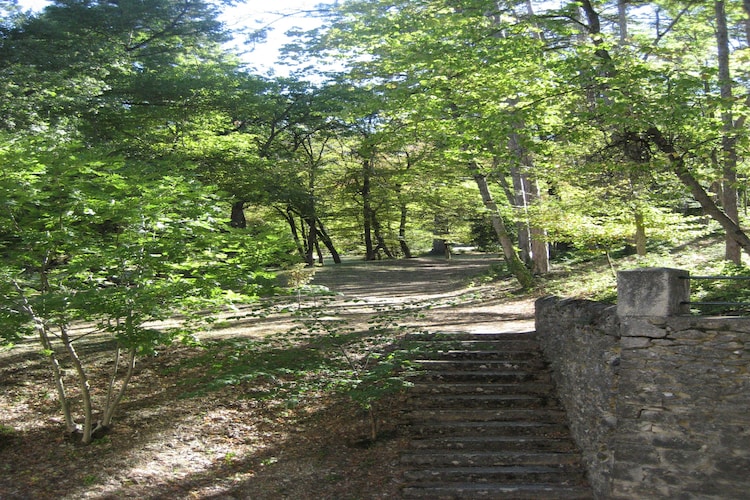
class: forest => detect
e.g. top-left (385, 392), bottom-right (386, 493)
top-left (1, 0), bottom-right (749, 451)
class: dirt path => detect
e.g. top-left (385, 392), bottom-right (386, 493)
top-left (308, 255), bottom-right (535, 334)
top-left (0, 254), bottom-right (536, 500)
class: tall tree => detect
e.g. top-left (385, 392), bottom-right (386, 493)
top-left (715, 0), bottom-right (741, 263)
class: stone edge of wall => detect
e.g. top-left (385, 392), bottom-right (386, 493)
top-left (535, 296), bottom-right (619, 498)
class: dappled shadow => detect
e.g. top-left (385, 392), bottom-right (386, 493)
top-left (0, 326), bottom-right (414, 499)
top-left (0, 353), bottom-right (244, 499)
top-left (90, 394), bottom-right (409, 500)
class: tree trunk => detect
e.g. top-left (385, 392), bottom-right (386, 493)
top-left (530, 226), bottom-right (550, 274)
top-left (617, 0), bottom-right (628, 44)
top-left (230, 200), bottom-right (246, 229)
top-left (315, 239), bottom-right (324, 265)
top-left (508, 133), bottom-right (550, 274)
top-left (314, 217), bottom-right (342, 264)
top-left (510, 166), bottom-right (533, 266)
top-left (634, 208), bottom-right (647, 256)
top-left (362, 159), bottom-right (376, 260)
top-left (471, 166), bottom-right (533, 288)
top-left (102, 346), bottom-right (136, 428)
top-left (278, 207), bottom-right (306, 262)
top-left (59, 323), bottom-right (94, 444)
top-left (716, 0), bottom-right (741, 264)
top-left (372, 212), bottom-right (394, 259)
top-left (398, 204), bottom-right (413, 258)
top-left (304, 216), bottom-right (317, 266)
top-left (13, 279), bottom-right (77, 434)
top-left (44, 329), bottom-right (76, 434)
top-left (647, 127), bottom-right (750, 257)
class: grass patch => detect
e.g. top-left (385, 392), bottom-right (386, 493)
top-left (532, 222), bottom-right (750, 314)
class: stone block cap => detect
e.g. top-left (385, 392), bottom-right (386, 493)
top-left (617, 268), bottom-right (690, 317)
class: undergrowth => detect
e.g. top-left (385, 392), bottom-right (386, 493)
top-left (532, 221), bottom-right (750, 314)
top-left (167, 263), bottom-right (432, 442)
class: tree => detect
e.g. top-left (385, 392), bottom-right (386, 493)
top-left (0, 0), bottom-right (292, 444)
top-left (0, 135), bottom-right (282, 443)
top-left (715, 0), bottom-right (742, 263)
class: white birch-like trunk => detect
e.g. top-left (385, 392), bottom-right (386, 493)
top-left (59, 324), bottom-right (94, 444)
top-left (12, 280), bottom-right (78, 434)
top-left (471, 166), bottom-right (533, 288)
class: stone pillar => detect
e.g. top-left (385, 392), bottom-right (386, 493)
top-left (617, 267), bottom-right (690, 317)
top-left (613, 268), bottom-right (691, 498)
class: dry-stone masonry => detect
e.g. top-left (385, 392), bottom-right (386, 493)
top-left (536, 268), bottom-right (750, 499)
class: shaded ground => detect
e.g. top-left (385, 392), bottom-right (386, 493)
top-left (0, 255), bottom-right (534, 499)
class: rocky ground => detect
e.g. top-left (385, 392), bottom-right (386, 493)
top-left (0, 255), bottom-right (535, 499)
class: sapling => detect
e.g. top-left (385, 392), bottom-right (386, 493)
top-left (290, 282), bottom-right (424, 442)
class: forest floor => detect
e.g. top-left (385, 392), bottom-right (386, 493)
top-left (0, 254), bottom-right (537, 500)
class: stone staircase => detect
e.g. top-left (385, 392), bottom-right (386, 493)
top-left (399, 331), bottom-right (594, 499)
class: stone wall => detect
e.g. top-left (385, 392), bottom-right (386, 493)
top-left (535, 296), bottom-right (619, 498)
top-left (536, 269), bottom-right (750, 499)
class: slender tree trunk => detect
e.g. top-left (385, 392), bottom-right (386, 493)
top-left (362, 159), bottom-right (376, 260)
top-left (634, 208), bottom-right (647, 256)
top-left (510, 166), bottom-right (532, 266)
top-left (508, 133), bottom-right (550, 274)
top-left (395, 155), bottom-right (414, 259)
top-left (647, 127), bottom-right (750, 256)
top-left (315, 239), bottom-right (324, 264)
top-left (278, 207), bottom-right (306, 261)
top-left (230, 200), bottom-right (247, 229)
top-left (716, 0), bottom-right (741, 264)
top-left (398, 204), bottom-right (413, 258)
top-left (471, 166), bottom-right (533, 288)
top-left (102, 346), bottom-right (136, 428)
top-left (59, 323), bottom-right (94, 444)
top-left (304, 217), bottom-right (317, 266)
top-left (617, 0), bottom-right (628, 44)
top-left (530, 226), bottom-right (549, 273)
top-left (13, 280), bottom-right (77, 434)
top-left (372, 213), bottom-right (394, 259)
top-left (42, 327), bottom-right (76, 433)
top-left (314, 217), bottom-right (342, 264)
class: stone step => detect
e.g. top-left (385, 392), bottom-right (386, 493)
top-left (401, 450), bottom-right (584, 468)
top-left (408, 382), bottom-right (556, 396)
top-left (403, 464), bottom-right (586, 484)
top-left (409, 435), bottom-right (579, 453)
top-left (413, 359), bottom-right (546, 371)
top-left (399, 327), bottom-right (593, 499)
top-left (406, 408), bottom-right (568, 423)
top-left (405, 339), bottom-right (542, 351)
top-left (406, 332), bottom-right (538, 341)
top-left (413, 349), bottom-right (544, 361)
top-left (415, 369), bottom-right (551, 383)
top-left (405, 393), bottom-right (557, 409)
top-left (402, 481), bottom-right (594, 499)
top-left (410, 420), bottom-right (572, 438)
